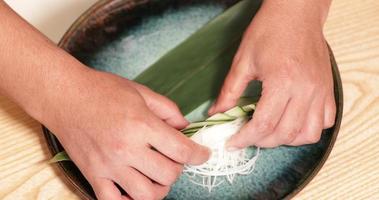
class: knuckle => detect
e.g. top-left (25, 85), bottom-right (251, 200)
top-left (129, 114), bottom-right (150, 130)
top-left (255, 120), bottom-right (275, 134)
top-left (93, 184), bottom-right (109, 200)
top-left (156, 186), bottom-right (171, 200)
top-left (307, 133), bottom-right (321, 144)
top-left (220, 84), bottom-right (234, 99)
top-left (324, 119), bottom-right (335, 128)
top-left (292, 79), bottom-right (318, 97)
top-left (136, 188), bottom-right (156, 200)
top-left (123, 146), bottom-right (138, 161)
top-left (161, 164), bottom-right (183, 185)
top-left (232, 61), bottom-right (248, 74)
top-left (280, 130), bottom-right (298, 144)
top-left (164, 98), bottom-right (179, 111)
top-left (278, 124), bottom-right (301, 144)
top-left (232, 50), bottom-right (243, 66)
top-left (302, 81), bottom-right (318, 93)
top-left (278, 76), bottom-right (293, 89)
top-left (135, 83), bottom-right (149, 93)
top-left (131, 117), bottom-right (157, 137)
top-left (97, 194), bottom-right (110, 200)
top-left (170, 101), bottom-right (180, 111)
top-left (324, 103), bottom-right (336, 128)
top-left (175, 143), bottom-right (192, 163)
top-left (286, 56), bottom-right (302, 66)
top-left (111, 140), bottom-right (128, 157)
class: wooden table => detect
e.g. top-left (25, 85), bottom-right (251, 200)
top-left (1, 0), bottom-right (378, 199)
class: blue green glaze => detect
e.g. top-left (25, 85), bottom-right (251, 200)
top-left (80, 2), bottom-right (331, 199)
top-left (84, 3), bottom-right (225, 80)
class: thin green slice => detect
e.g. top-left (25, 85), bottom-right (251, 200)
top-left (225, 106), bottom-right (247, 118)
top-left (185, 120), bottom-right (228, 130)
top-left (49, 151), bottom-right (70, 163)
top-left (242, 104), bottom-right (256, 112)
top-left (206, 113), bottom-right (236, 121)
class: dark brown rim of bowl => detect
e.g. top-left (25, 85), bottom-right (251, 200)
top-left (43, 0), bottom-right (344, 199)
top-left (282, 45), bottom-right (343, 199)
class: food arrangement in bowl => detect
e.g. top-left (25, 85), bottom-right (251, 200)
top-left (44, 0), bottom-right (343, 199)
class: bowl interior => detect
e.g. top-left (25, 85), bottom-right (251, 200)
top-left (44, 0), bottom-right (343, 199)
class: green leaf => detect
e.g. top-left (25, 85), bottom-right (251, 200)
top-left (206, 113), bottom-right (236, 121)
top-left (182, 102), bottom-right (255, 132)
top-left (49, 151), bottom-right (70, 163)
top-left (134, 0), bottom-right (262, 114)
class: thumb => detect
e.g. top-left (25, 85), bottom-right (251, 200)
top-left (131, 82), bottom-right (188, 129)
top-left (209, 56), bottom-right (253, 115)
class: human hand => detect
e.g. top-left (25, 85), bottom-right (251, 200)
top-left (43, 69), bottom-right (210, 200)
top-left (209, 0), bottom-right (336, 148)
top-left (0, 2), bottom-right (209, 199)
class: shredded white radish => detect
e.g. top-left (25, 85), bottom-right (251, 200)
top-left (184, 117), bottom-right (260, 192)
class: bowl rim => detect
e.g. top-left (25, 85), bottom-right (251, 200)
top-left (43, 0), bottom-right (344, 199)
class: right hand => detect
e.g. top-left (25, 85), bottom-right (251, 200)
top-left (42, 69), bottom-right (210, 200)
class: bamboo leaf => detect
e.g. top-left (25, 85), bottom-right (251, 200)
top-left (134, 0), bottom-right (262, 114)
top-left (49, 151), bottom-right (70, 163)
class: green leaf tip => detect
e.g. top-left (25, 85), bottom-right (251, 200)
top-left (49, 151), bottom-right (71, 163)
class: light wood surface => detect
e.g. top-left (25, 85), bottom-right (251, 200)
top-left (1, 0), bottom-right (378, 199)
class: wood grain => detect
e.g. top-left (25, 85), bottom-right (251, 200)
top-left (294, 0), bottom-right (379, 199)
top-left (0, 0), bottom-right (378, 199)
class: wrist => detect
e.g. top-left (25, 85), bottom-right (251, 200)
top-left (11, 49), bottom-right (91, 126)
top-left (0, 2), bottom-right (92, 126)
top-left (261, 0), bottom-right (331, 28)
top-left (31, 57), bottom-right (91, 126)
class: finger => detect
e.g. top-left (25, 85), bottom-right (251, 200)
top-left (91, 177), bottom-right (124, 200)
top-left (132, 149), bottom-right (183, 186)
top-left (255, 95), bottom-right (312, 147)
top-left (209, 53), bottom-right (252, 115)
top-left (116, 167), bottom-right (170, 200)
top-left (132, 82), bottom-right (188, 129)
top-left (288, 98), bottom-right (324, 146)
top-left (324, 92), bottom-right (336, 128)
top-left (226, 87), bottom-right (290, 149)
top-left (148, 118), bottom-right (210, 165)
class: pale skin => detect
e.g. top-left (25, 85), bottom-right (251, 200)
top-left (210, 0), bottom-right (336, 149)
top-left (0, 0), bottom-right (335, 200)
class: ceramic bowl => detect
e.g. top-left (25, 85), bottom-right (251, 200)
top-left (43, 0), bottom-right (343, 199)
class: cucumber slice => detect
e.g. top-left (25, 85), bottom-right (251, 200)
top-left (182, 118), bottom-right (234, 133)
top-left (225, 106), bottom-right (247, 118)
top-left (181, 101), bottom-right (257, 137)
top-left (242, 104), bottom-right (256, 112)
top-left (182, 128), bottom-right (199, 134)
top-left (206, 113), bottom-right (236, 121)
top-left (182, 127), bottom-right (201, 133)
top-left (183, 131), bottom-right (197, 137)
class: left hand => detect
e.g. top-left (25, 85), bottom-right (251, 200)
top-left (209, 0), bottom-right (336, 148)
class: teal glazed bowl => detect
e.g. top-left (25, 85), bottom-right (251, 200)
top-left (43, 0), bottom-right (343, 199)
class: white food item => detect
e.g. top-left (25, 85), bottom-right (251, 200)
top-left (184, 117), bottom-right (260, 192)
